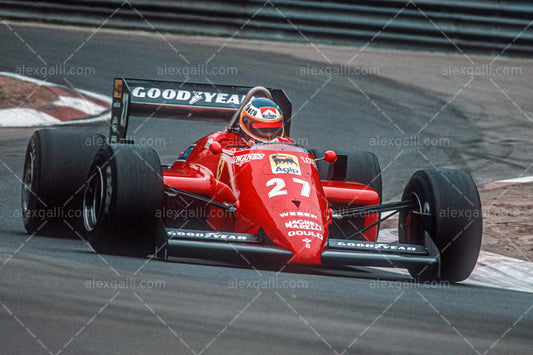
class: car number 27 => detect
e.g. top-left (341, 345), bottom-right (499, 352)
top-left (266, 177), bottom-right (311, 198)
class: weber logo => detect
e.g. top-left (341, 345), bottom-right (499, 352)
top-left (131, 86), bottom-right (245, 106)
top-left (279, 211), bottom-right (318, 220)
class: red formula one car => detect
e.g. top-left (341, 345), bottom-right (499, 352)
top-left (22, 78), bottom-right (482, 282)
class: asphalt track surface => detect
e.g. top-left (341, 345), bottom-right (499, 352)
top-left (1, 23), bottom-right (532, 354)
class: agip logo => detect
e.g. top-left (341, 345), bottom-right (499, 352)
top-left (270, 154), bottom-right (301, 175)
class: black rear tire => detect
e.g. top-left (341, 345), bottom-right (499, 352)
top-left (312, 149), bottom-right (382, 199)
top-left (312, 149), bottom-right (382, 240)
top-left (21, 129), bottom-right (106, 236)
top-left (399, 169), bottom-right (482, 282)
top-left (84, 144), bottom-right (166, 256)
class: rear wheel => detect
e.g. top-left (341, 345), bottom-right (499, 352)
top-left (312, 149), bottom-right (382, 239)
top-left (22, 129), bottom-right (106, 236)
top-left (84, 144), bottom-right (166, 256)
top-left (399, 169), bottom-right (482, 282)
top-left (313, 149), bottom-right (382, 198)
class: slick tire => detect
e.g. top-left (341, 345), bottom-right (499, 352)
top-left (84, 144), bottom-right (166, 256)
top-left (399, 169), bottom-right (482, 282)
top-left (312, 149), bottom-right (382, 200)
top-left (22, 129), bottom-right (106, 236)
top-left (313, 149), bottom-right (382, 239)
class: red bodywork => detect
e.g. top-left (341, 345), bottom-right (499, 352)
top-left (163, 131), bottom-right (380, 265)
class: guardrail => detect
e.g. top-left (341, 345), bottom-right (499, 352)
top-left (1, 0), bottom-right (532, 55)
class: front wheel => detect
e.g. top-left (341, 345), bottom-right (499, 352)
top-left (399, 169), bottom-right (482, 282)
top-left (84, 144), bottom-right (166, 256)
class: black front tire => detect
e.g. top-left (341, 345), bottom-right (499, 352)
top-left (22, 129), bottom-right (106, 236)
top-left (399, 169), bottom-right (482, 282)
top-left (84, 144), bottom-right (166, 256)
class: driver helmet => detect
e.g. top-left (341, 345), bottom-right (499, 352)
top-left (239, 97), bottom-right (284, 143)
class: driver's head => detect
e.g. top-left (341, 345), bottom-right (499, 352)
top-left (239, 98), bottom-right (284, 143)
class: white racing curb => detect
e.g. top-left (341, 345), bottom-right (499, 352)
top-left (468, 251), bottom-right (533, 293)
top-left (484, 175), bottom-right (533, 189)
top-left (0, 72), bottom-right (110, 127)
top-left (378, 228), bottom-right (533, 293)
top-left (0, 108), bottom-right (62, 126)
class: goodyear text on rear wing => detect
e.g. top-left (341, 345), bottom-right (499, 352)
top-left (110, 78), bottom-right (292, 143)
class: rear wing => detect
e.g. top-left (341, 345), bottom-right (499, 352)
top-left (110, 78), bottom-right (292, 143)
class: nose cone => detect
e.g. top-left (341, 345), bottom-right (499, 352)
top-left (271, 213), bottom-right (327, 265)
top-left (230, 145), bottom-right (330, 265)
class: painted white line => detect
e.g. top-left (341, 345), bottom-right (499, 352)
top-left (496, 176), bottom-right (533, 184)
top-left (484, 175), bottom-right (533, 189)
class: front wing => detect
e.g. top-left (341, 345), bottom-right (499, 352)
top-left (161, 228), bottom-right (440, 275)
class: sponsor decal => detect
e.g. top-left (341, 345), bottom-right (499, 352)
top-left (190, 91), bottom-right (203, 104)
top-left (284, 219), bottom-right (322, 231)
top-left (110, 117), bottom-right (118, 134)
top-left (260, 106), bottom-right (279, 119)
top-left (270, 153), bottom-right (301, 175)
top-left (300, 156), bottom-right (315, 165)
top-left (119, 92), bottom-right (129, 126)
top-left (216, 158), bottom-right (225, 180)
top-left (244, 103), bottom-right (280, 119)
top-left (288, 230), bottom-right (323, 240)
top-left (131, 87), bottom-right (244, 106)
top-left (302, 238), bottom-right (312, 248)
top-left (231, 153), bottom-right (265, 166)
top-left (244, 102), bottom-right (258, 117)
top-left (336, 241), bottom-right (418, 251)
top-left (279, 211), bottom-right (318, 220)
top-left (167, 230), bottom-right (253, 241)
top-left (113, 79), bottom-right (123, 98)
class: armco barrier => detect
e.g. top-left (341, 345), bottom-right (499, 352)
top-left (0, 0), bottom-right (532, 55)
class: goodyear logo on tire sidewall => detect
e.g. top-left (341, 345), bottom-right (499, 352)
top-left (270, 153), bottom-right (301, 175)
